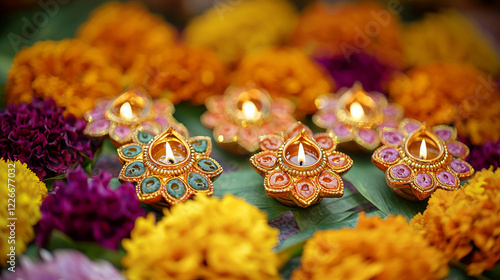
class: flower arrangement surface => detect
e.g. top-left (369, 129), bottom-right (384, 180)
top-left (0, 159), bottom-right (47, 267)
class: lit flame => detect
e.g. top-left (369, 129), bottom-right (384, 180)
top-left (242, 101), bottom-right (259, 121)
top-left (419, 139), bottom-right (427, 160)
top-left (298, 143), bottom-right (306, 166)
top-left (164, 142), bottom-right (176, 164)
top-left (350, 102), bottom-right (364, 121)
top-left (120, 102), bottom-right (133, 120)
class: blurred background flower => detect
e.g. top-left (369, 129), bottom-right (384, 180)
top-left (411, 168), bottom-right (500, 275)
top-left (0, 159), bottom-right (47, 266)
top-left (5, 39), bottom-right (122, 118)
top-left (232, 47), bottom-right (333, 116)
top-left (123, 195), bottom-right (281, 279)
top-left (0, 98), bottom-right (94, 180)
top-left (402, 10), bottom-right (500, 74)
top-left (184, 0), bottom-right (298, 66)
top-left (126, 44), bottom-right (227, 104)
top-left (78, 1), bottom-right (178, 71)
top-left (36, 167), bottom-right (145, 250)
top-left (292, 213), bottom-right (448, 280)
top-left (3, 250), bottom-right (124, 280)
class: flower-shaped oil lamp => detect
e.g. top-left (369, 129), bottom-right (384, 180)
top-left (372, 119), bottom-right (474, 201)
top-left (313, 82), bottom-right (403, 152)
top-left (117, 127), bottom-right (223, 208)
top-left (201, 86), bottom-right (296, 155)
top-left (84, 88), bottom-right (188, 147)
top-left (250, 123), bottom-right (353, 208)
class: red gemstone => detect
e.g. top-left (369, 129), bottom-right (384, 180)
top-left (260, 136), bottom-right (283, 151)
top-left (256, 153), bottom-right (277, 168)
top-left (328, 154), bottom-right (346, 167)
top-left (315, 135), bottom-right (334, 150)
top-left (318, 172), bottom-right (340, 190)
top-left (269, 172), bottom-right (290, 188)
top-left (296, 179), bottom-right (315, 198)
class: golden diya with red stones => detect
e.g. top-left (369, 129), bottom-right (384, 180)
top-left (84, 88), bottom-right (188, 147)
top-left (372, 118), bottom-right (474, 201)
top-left (250, 123), bottom-right (353, 208)
top-left (313, 82), bottom-right (403, 152)
top-left (201, 86), bottom-right (296, 155)
top-left (117, 127), bottom-right (222, 208)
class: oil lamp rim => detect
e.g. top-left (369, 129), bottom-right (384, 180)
top-left (105, 89), bottom-right (153, 125)
top-left (146, 128), bottom-right (192, 170)
top-left (281, 130), bottom-right (324, 172)
top-left (404, 124), bottom-right (445, 164)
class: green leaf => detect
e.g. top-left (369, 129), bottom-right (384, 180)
top-left (483, 265), bottom-right (500, 280)
top-left (47, 230), bottom-right (125, 269)
top-left (291, 184), bottom-right (369, 230)
top-left (108, 178), bottom-right (121, 190)
top-left (279, 257), bottom-right (301, 280)
top-left (344, 154), bottom-right (427, 220)
top-left (213, 169), bottom-right (293, 220)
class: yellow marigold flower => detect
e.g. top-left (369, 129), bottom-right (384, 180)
top-left (126, 44), bottom-right (227, 105)
top-left (388, 62), bottom-right (500, 145)
top-left (403, 10), bottom-right (500, 74)
top-left (293, 1), bottom-right (404, 68)
top-left (232, 47), bottom-right (333, 115)
top-left (411, 168), bottom-right (500, 275)
top-left (5, 39), bottom-right (122, 118)
top-left (184, 0), bottom-right (297, 65)
top-left (78, 1), bottom-right (177, 71)
top-left (122, 195), bottom-right (280, 280)
top-left (1, 159), bottom-right (47, 266)
top-left (293, 213), bottom-right (448, 280)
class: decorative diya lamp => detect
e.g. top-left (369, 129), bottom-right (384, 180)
top-left (117, 127), bottom-right (222, 208)
top-left (84, 87), bottom-right (188, 147)
top-left (201, 86), bottom-right (296, 155)
top-left (372, 119), bottom-right (474, 201)
top-left (313, 82), bottom-right (403, 152)
top-left (250, 123), bottom-right (353, 208)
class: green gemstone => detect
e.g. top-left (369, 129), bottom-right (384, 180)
top-left (137, 131), bottom-right (154, 143)
top-left (125, 162), bottom-right (145, 177)
top-left (192, 139), bottom-right (208, 153)
top-left (141, 177), bottom-right (161, 194)
top-left (166, 179), bottom-right (186, 198)
top-left (188, 173), bottom-right (209, 191)
top-left (122, 145), bottom-right (142, 158)
top-left (198, 159), bottom-right (218, 172)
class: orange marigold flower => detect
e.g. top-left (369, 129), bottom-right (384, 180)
top-left (403, 10), bottom-right (500, 74)
top-left (6, 39), bottom-right (122, 118)
top-left (293, 1), bottom-right (404, 68)
top-left (232, 47), bottom-right (333, 116)
top-left (77, 1), bottom-right (177, 71)
top-left (411, 168), bottom-right (500, 275)
top-left (293, 213), bottom-right (449, 280)
top-left (126, 44), bottom-right (227, 105)
top-left (388, 62), bottom-right (500, 145)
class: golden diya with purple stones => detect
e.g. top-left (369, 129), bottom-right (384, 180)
top-left (250, 123), bottom-right (353, 208)
top-left (313, 82), bottom-right (403, 152)
top-left (372, 119), bottom-right (474, 200)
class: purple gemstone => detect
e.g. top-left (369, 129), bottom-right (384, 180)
top-left (435, 129), bottom-right (452, 141)
top-left (378, 120), bottom-right (397, 130)
top-left (113, 125), bottom-right (132, 139)
top-left (391, 164), bottom-right (411, 179)
top-left (383, 131), bottom-right (404, 145)
top-left (358, 129), bottom-right (376, 143)
top-left (447, 142), bottom-right (465, 156)
top-left (320, 112), bottom-right (337, 125)
top-left (416, 173), bottom-right (433, 188)
top-left (404, 122), bottom-right (420, 134)
top-left (383, 105), bottom-right (399, 118)
top-left (333, 124), bottom-right (351, 137)
top-left (450, 159), bottom-right (470, 174)
top-left (87, 119), bottom-right (110, 133)
top-left (87, 107), bottom-right (105, 121)
top-left (437, 171), bottom-right (456, 185)
top-left (155, 116), bottom-right (169, 127)
top-left (380, 148), bottom-right (399, 162)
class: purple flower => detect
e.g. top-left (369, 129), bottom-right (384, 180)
top-left (36, 167), bottom-right (145, 250)
top-left (315, 52), bottom-right (396, 94)
top-left (0, 98), bottom-right (95, 180)
top-left (466, 139), bottom-right (500, 171)
top-left (3, 250), bottom-right (123, 280)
